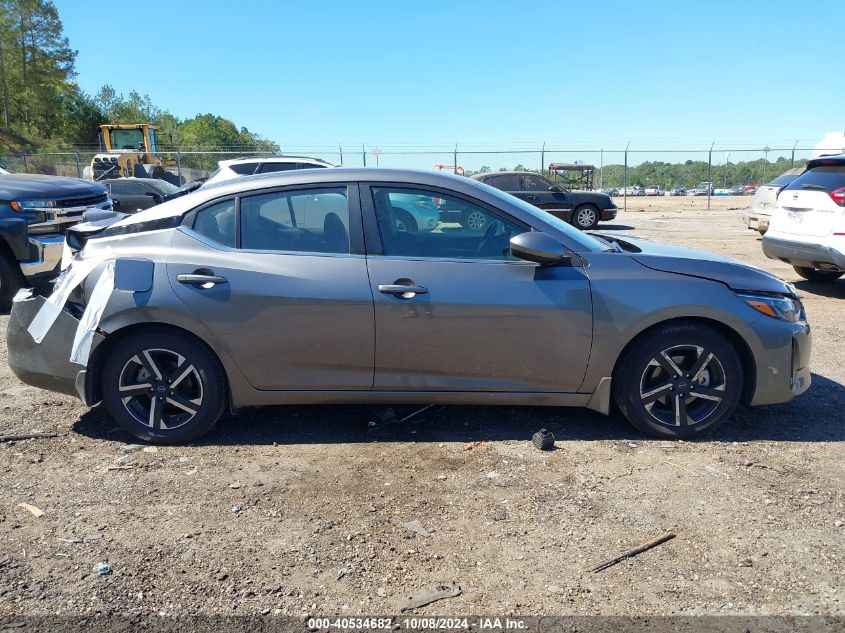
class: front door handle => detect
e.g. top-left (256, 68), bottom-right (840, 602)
top-left (525, 194), bottom-right (538, 200)
top-left (379, 284), bottom-right (429, 297)
top-left (177, 273), bottom-right (228, 286)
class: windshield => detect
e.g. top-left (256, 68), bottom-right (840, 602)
top-left (109, 129), bottom-right (145, 150)
top-left (469, 180), bottom-right (610, 251)
top-left (767, 173), bottom-right (799, 187)
top-left (783, 165), bottom-right (845, 194)
top-left (147, 179), bottom-right (180, 194)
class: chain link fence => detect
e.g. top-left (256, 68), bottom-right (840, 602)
top-left (2, 144), bottom-right (843, 195)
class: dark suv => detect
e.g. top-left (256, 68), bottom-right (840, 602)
top-left (469, 171), bottom-right (618, 229)
top-left (0, 173), bottom-right (110, 308)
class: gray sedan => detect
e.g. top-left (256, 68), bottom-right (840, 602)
top-left (7, 169), bottom-right (811, 444)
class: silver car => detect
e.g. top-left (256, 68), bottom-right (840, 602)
top-left (742, 167), bottom-right (804, 234)
top-left (7, 169), bottom-right (811, 444)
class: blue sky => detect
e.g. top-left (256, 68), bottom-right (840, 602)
top-left (56, 0), bottom-right (844, 151)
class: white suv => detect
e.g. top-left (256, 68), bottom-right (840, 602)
top-left (762, 155), bottom-right (845, 282)
top-left (203, 156), bottom-right (334, 187)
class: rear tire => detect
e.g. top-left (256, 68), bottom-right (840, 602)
top-left (0, 254), bottom-right (22, 312)
top-left (792, 266), bottom-right (843, 283)
top-left (612, 322), bottom-right (743, 439)
top-left (101, 329), bottom-right (227, 444)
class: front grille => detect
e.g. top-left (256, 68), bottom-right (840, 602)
top-left (55, 192), bottom-right (109, 208)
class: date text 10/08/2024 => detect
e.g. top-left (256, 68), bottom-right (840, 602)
top-left (306, 617), bottom-right (527, 630)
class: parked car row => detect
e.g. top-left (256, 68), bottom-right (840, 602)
top-left (604, 182), bottom-right (757, 197)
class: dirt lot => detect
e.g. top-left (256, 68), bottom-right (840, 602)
top-left (1, 205), bottom-right (843, 620)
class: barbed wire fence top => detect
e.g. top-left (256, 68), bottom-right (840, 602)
top-left (1, 141), bottom-right (843, 187)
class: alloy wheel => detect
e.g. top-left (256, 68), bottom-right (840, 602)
top-left (118, 348), bottom-right (204, 430)
top-left (576, 207), bottom-right (597, 229)
top-left (466, 210), bottom-right (488, 231)
top-left (638, 344), bottom-right (726, 427)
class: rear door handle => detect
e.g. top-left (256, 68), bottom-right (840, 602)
top-left (177, 273), bottom-right (228, 286)
top-left (379, 284), bottom-right (428, 297)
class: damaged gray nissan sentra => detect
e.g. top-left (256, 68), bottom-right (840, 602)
top-left (6, 168), bottom-right (811, 444)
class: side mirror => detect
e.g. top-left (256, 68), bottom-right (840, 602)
top-left (548, 185), bottom-right (562, 193)
top-left (510, 231), bottom-right (570, 265)
top-left (145, 192), bottom-right (163, 204)
top-left (111, 199), bottom-right (121, 209)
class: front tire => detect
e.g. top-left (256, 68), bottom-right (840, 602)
top-left (612, 323), bottom-right (743, 439)
top-left (572, 205), bottom-right (599, 230)
top-left (102, 329), bottom-right (227, 444)
top-left (792, 266), bottom-right (843, 283)
top-left (0, 254), bottom-right (22, 312)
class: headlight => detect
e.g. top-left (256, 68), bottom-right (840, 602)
top-left (11, 199), bottom-right (56, 211)
top-left (738, 293), bottom-right (804, 322)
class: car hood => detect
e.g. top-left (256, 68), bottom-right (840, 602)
top-left (573, 190), bottom-right (615, 205)
top-left (0, 174), bottom-right (107, 200)
top-left (595, 233), bottom-right (792, 295)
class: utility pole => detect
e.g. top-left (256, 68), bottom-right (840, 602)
top-left (623, 142), bottom-right (630, 213)
top-left (707, 142), bottom-right (714, 211)
top-left (599, 148), bottom-right (603, 189)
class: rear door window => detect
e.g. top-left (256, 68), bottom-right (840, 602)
top-left (240, 187), bottom-right (350, 254)
top-left (784, 165), bottom-right (845, 193)
top-left (192, 199), bottom-right (237, 247)
top-left (520, 174), bottom-right (552, 192)
top-left (257, 162), bottom-right (299, 173)
top-left (485, 174), bottom-right (519, 191)
top-left (229, 162), bottom-right (259, 175)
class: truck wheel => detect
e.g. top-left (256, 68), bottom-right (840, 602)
top-left (0, 254), bottom-right (22, 312)
top-left (572, 205), bottom-right (599, 230)
top-left (792, 266), bottom-right (843, 283)
top-left (101, 329), bottom-right (227, 444)
top-left (612, 322), bottom-right (742, 439)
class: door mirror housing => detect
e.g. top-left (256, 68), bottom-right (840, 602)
top-left (510, 231), bottom-right (570, 265)
top-left (549, 185), bottom-right (563, 193)
top-left (145, 192), bottom-right (163, 204)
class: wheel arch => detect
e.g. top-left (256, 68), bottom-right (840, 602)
top-left (611, 316), bottom-right (757, 405)
top-left (85, 322), bottom-right (233, 409)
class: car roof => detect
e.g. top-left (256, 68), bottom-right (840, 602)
top-left (218, 156), bottom-right (333, 167)
top-left (805, 154), bottom-right (845, 170)
top-left (100, 167), bottom-right (609, 254)
top-left (111, 168), bottom-right (483, 225)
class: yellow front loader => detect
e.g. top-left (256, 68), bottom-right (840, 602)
top-left (84, 124), bottom-right (180, 184)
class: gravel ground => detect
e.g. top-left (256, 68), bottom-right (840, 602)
top-left (0, 207), bottom-right (843, 620)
